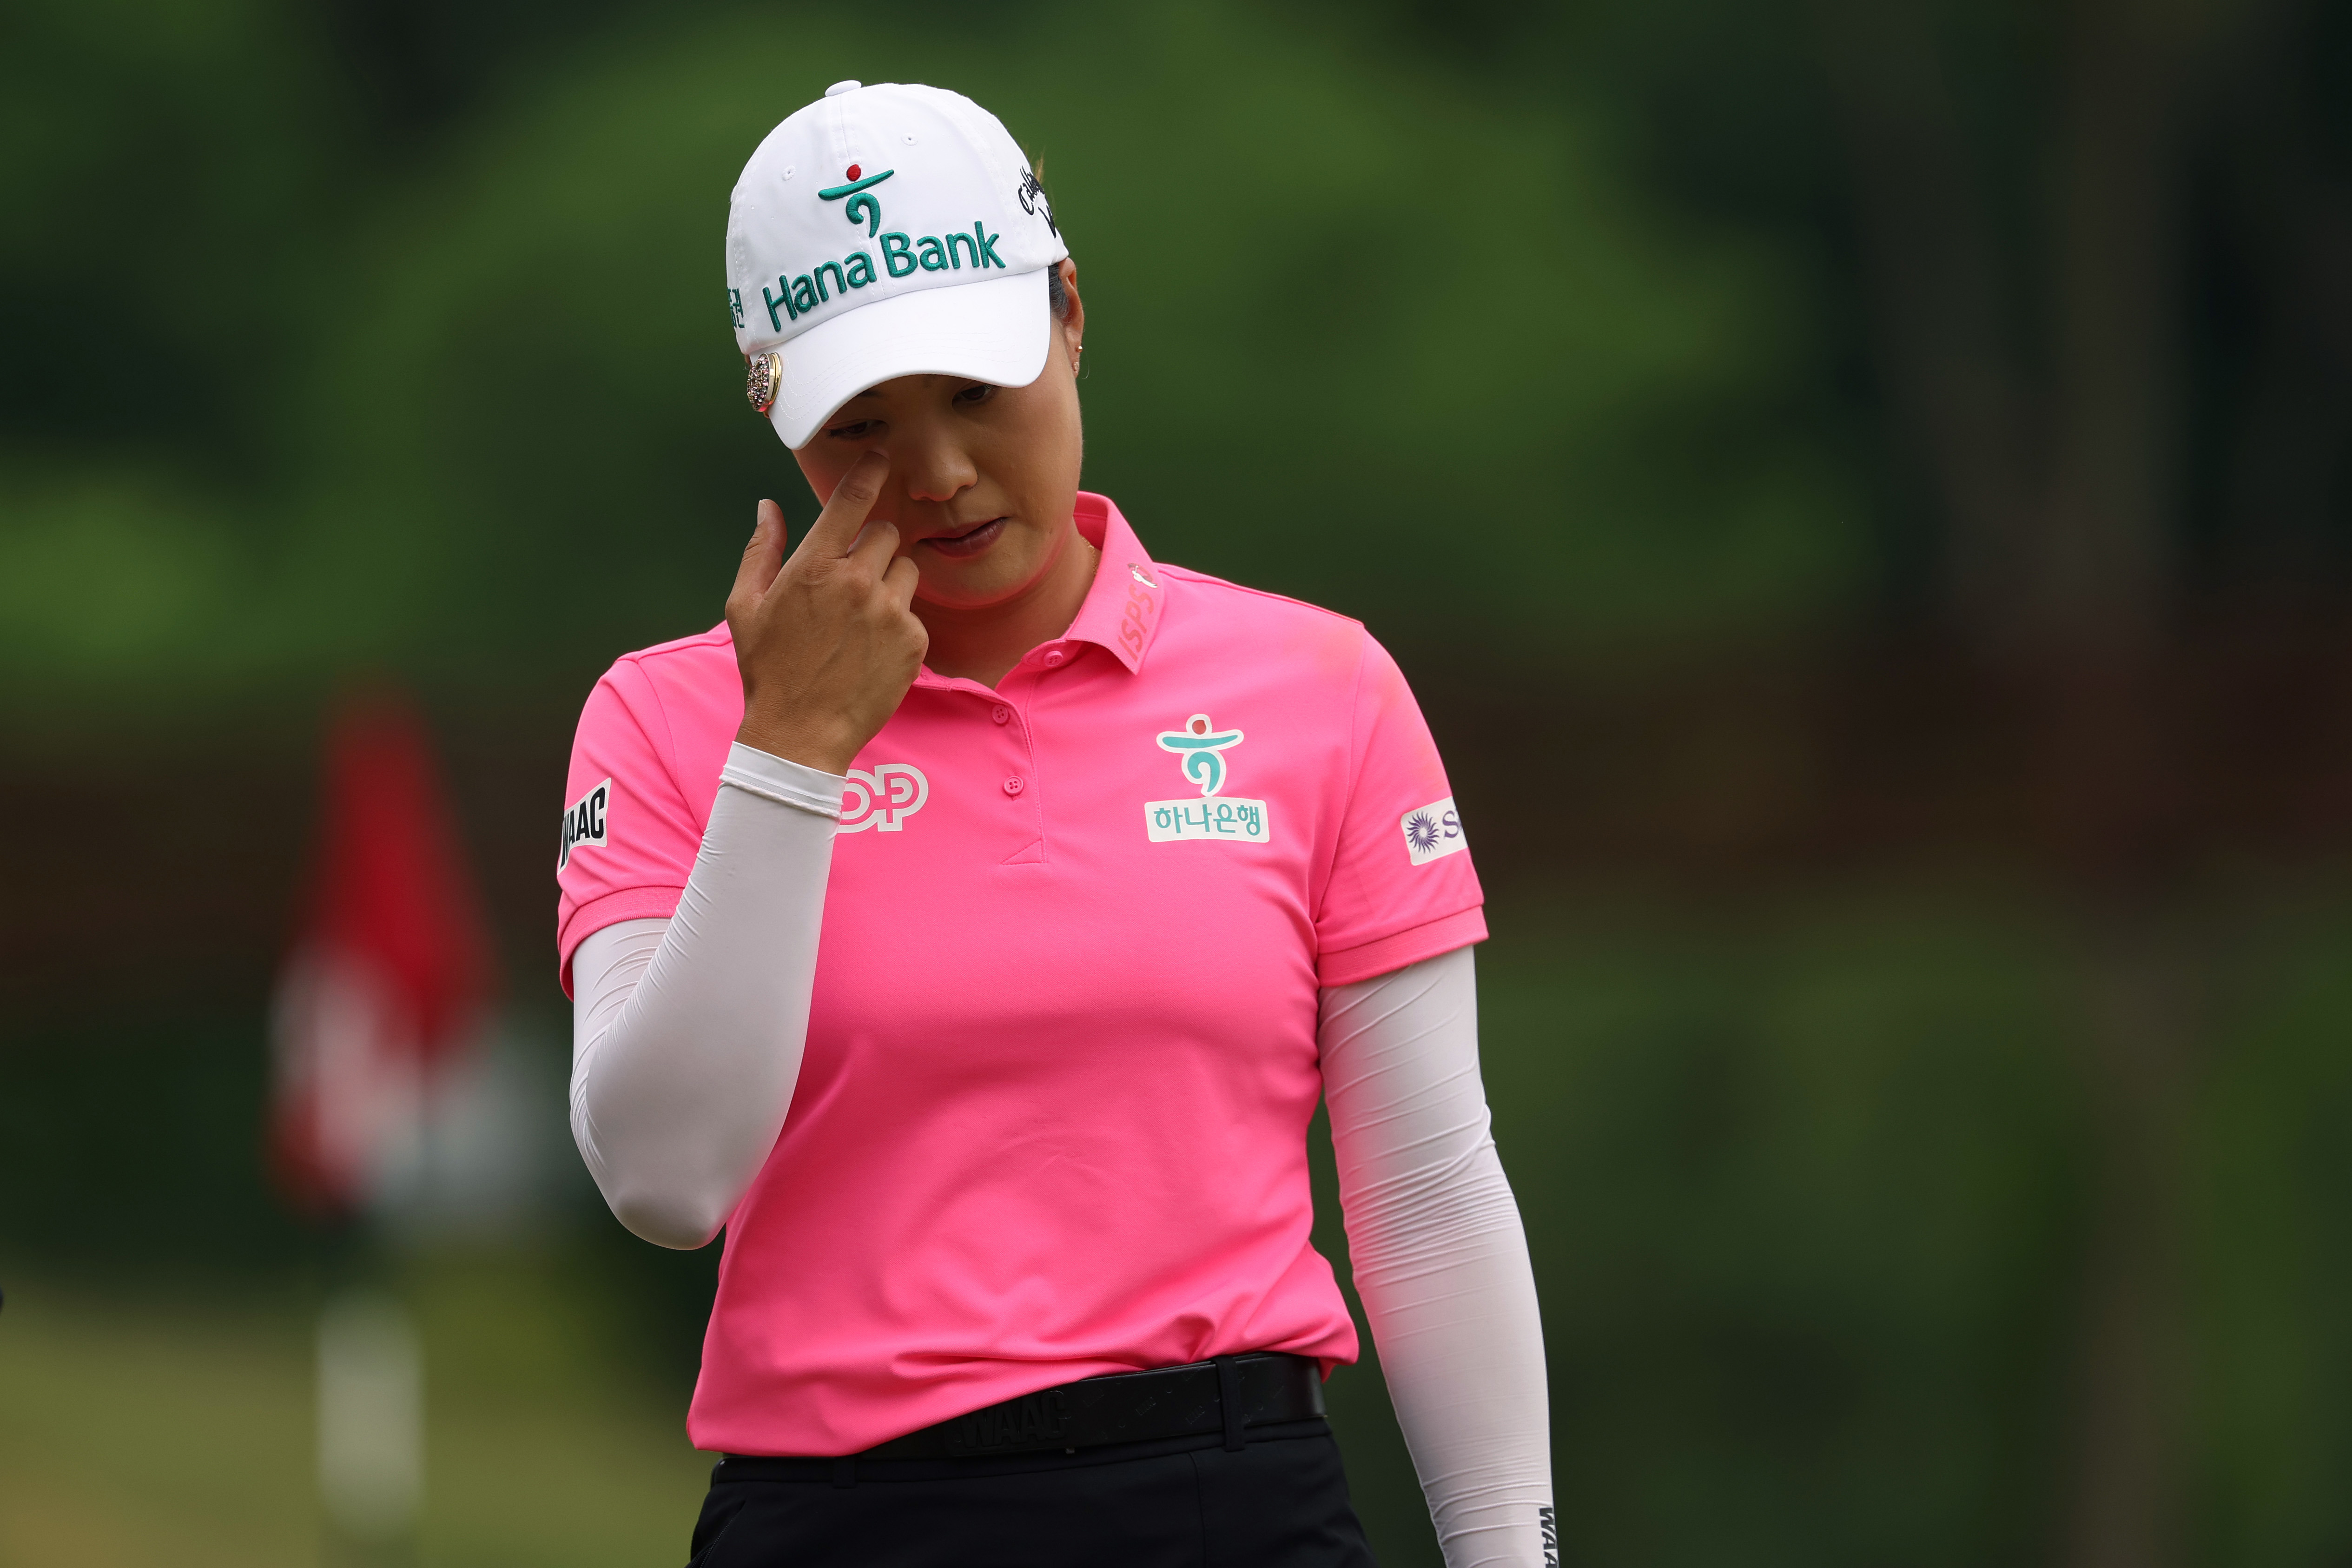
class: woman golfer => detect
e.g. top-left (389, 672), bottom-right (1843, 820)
top-left (558, 80), bottom-right (1551, 1568)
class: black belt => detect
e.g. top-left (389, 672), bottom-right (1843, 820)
top-left (727, 1353), bottom-right (1325, 1468)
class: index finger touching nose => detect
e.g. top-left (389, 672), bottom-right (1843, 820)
top-left (805, 450), bottom-right (892, 556)
top-left (729, 498), bottom-right (789, 605)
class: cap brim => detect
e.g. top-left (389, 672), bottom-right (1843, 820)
top-left (766, 268), bottom-right (1052, 449)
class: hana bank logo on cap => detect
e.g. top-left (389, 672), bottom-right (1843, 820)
top-left (725, 80), bottom-right (1070, 448)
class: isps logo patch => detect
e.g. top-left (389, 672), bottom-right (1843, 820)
top-left (839, 763), bottom-right (928, 833)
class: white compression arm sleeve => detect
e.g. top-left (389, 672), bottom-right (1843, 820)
top-left (568, 742), bottom-right (842, 1248)
top-left (1321, 946), bottom-right (1553, 1568)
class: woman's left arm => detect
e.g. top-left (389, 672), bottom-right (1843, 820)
top-left (1320, 945), bottom-right (1553, 1568)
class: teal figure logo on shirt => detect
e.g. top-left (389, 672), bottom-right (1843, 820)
top-left (1156, 714), bottom-right (1244, 797)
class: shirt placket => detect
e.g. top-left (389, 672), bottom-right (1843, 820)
top-left (960, 676), bottom-right (1041, 867)
top-left (990, 637), bottom-right (1086, 865)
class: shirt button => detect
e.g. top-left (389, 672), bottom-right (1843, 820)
top-left (1003, 776), bottom-right (1025, 796)
top-left (1042, 648), bottom-right (1066, 667)
top-left (991, 705), bottom-right (1011, 725)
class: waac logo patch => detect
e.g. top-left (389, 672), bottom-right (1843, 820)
top-left (1146, 715), bottom-right (1269, 844)
top-left (560, 778), bottom-right (610, 870)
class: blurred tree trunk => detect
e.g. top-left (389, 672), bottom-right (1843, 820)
top-left (2210, 6), bottom-right (2352, 586)
top-left (1813, 0), bottom-right (2263, 1560)
top-left (1811, 0), bottom-right (2040, 629)
top-left (2040, 9), bottom-right (2202, 1560)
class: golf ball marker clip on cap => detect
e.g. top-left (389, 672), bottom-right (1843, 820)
top-left (727, 81), bottom-right (1069, 449)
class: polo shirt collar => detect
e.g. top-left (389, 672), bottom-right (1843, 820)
top-left (1061, 491), bottom-right (1164, 673)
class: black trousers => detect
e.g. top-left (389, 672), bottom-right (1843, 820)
top-left (687, 1418), bottom-right (1380, 1568)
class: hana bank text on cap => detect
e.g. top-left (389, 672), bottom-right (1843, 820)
top-left (726, 80), bottom-right (1070, 449)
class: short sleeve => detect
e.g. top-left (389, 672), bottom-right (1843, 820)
top-left (554, 659), bottom-right (704, 993)
top-left (1313, 634), bottom-right (1487, 986)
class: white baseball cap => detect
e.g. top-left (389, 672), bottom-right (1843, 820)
top-left (725, 80), bottom-right (1069, 449)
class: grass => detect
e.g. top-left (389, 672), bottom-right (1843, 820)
top-left (0, 1257), bottom-right (711, 1568)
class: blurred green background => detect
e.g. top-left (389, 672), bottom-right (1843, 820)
top-left (7, 0), bottom-right (2352, 1563)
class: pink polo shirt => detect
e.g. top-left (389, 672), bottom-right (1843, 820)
top-left (557, 493), bottom-right (1485, 1456)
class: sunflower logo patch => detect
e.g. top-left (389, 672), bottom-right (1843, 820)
top-left (1400, 797), bottom-right (1467, 865)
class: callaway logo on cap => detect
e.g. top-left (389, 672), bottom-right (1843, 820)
top-left (726, 80), bottom-right (1070, 449)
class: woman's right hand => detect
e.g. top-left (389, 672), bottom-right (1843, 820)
top-left (727, 451), bottom-right (928, 775)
